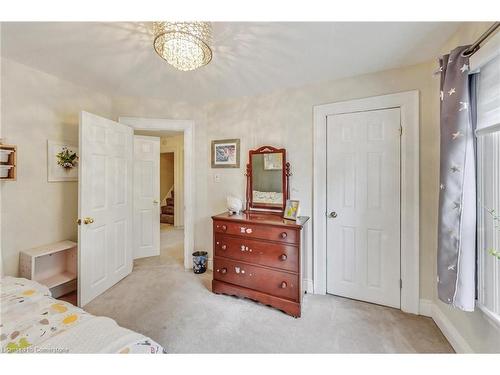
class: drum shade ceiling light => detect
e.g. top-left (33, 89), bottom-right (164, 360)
top-left (153, 22), bottom-right (213, 71)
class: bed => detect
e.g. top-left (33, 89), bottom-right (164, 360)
top-left (0, 277), bottom-right (165, 354)
top-left (252, 190), bottom-right (283, 205)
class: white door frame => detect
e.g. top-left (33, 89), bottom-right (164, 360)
top-left (313, 91), bottom-right (420, 314)
top-left (119, 116), bottom-right (194, 270)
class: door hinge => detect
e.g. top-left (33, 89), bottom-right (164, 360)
top-left (400, 279), bottom-right (403, 289)
top-left (399, 125), bottom-right (403, 136)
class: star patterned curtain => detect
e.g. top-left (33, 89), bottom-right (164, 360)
top-left (437, 45), bottom-right (476, 311)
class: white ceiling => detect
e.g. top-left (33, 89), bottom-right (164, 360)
top-left (1, 22), bottom-right (461, 103)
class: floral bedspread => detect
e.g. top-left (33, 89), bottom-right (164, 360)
top-left (0, 277), bottom-right (165, 354)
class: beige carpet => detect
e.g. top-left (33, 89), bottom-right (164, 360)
top-left (84, 226), bottom-right (453, 353)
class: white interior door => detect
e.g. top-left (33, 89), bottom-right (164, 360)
top-left (326, 108), bottom-right (401, 308)
top-left (78, 111), bottom-right (133, 306)
top-left (133, 135), bottom-right (160, 259)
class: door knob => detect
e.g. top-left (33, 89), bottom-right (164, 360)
top-left (153, 200), bottom-right (159, 204)
top-left (328, 211), bottom-right (338, 218)
top-left (77, 217), bottom-right (94, 225)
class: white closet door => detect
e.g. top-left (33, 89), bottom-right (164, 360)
top-left (133, 136), bottom-right (160, 259)
top-left (326, 108), bottom-right (401, 308)
top-left (78, 111), bottom-right (133, 306)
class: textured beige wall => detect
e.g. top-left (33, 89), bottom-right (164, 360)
top-left (160, 152), bottom-right (174, 201)
top-left (0, 58), bottom-right (113, 276)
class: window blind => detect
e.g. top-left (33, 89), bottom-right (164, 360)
top-left (476, 53), bottom-right (500, 322)
top-left (477, 54), bottom-right (500, 135)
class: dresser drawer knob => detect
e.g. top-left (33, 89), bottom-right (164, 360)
top-left (280, 281), bottom-right (287, 289)
top-left (280, 254), bottom-right (287, 261)
top-left (219, 267), bottom-right (227, 274)
top-left (221, 225), bottom-right (227, 231)
top-left (280, 232), bottom-right (287, 239)
top-left (221, 244), bottom-right (227, 250)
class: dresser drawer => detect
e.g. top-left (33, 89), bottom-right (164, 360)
top-left (214, 257), bottom-right (299, 301)
top-left (214, 234), bottom-right (298, 272)
top-left (213, 220), bottom-right (298, 244)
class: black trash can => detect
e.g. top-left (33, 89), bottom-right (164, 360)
top-left (192, 251), bottom-right (208, 274)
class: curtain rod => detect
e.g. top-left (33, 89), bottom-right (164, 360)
top-left (433, 22), bottom-right (500, 75)
top-left (462, 22), bottom-right (500, 57)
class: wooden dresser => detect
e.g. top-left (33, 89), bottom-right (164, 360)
top-left (212, 211), bottom-right (309, 317)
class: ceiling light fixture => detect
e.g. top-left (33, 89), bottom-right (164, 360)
top-left (153, 22), bottom-right (213, 72)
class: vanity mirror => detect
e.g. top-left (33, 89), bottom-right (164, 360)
top-left (245, 146), bottom-right (290, 211)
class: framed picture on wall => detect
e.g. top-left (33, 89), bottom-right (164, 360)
top-left (47, 140), bottom-right (79, 182)
top-left (211, 139), bottom-right (240, 168)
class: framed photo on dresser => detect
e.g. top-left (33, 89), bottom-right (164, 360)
top-left (284, 200), bottom-right (300, 221)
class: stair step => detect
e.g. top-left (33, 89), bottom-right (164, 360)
top-left (161, 205), bottom-right (174, 214)
top-left (161, 214), bottom-right (174, 225)
top-left (166, 198), bottom-right (174, 206)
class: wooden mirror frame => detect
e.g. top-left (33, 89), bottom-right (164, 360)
top-left (245, 145), bottom-right (291, 212)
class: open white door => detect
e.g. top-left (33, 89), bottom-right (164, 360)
top-left (78, 111), bottom-right (133, 306)
top-left (133, 135), bottom-right (160, 259)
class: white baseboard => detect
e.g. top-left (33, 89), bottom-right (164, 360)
top-left (303, 278), bottom-right (314, 294)
top-left (419, 298), bottom-right (433, 317)
top-left (419, 299), bottom-right (473, 353)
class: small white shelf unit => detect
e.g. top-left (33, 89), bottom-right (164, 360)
top-left (20, 240), bottom-right (77, 298)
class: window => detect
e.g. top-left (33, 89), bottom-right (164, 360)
top-left (476, 53), bottom-right (500, 323)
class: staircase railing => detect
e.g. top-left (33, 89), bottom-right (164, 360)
top-left (161, 185), bottom-right (174, 206)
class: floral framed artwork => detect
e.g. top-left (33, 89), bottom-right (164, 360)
top-left (283, 200), bottom-right (300, 221)
top-left (211, 139), bottom-right (240, 168)
top-left (47, 140), bottom-right (79, 182)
